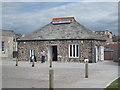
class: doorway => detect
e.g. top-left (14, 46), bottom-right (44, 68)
top-left (48, 45), bottom-right (58, 61)
top-left (94, 46), bottom-right (98, 63)
top-left (100, 46), bottom-right (104, 61)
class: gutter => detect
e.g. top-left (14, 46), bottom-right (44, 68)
top-left (17, 39), bottom-right (106, 42)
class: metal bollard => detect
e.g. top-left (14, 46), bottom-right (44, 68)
top-left (32, 59), bottom-right (34, 67)
top-left (85, 62), bottom-right (88, 78)
top-left (49, 68), bottom-right (54, 90)
top-left (84, 59), bottom-right (89, 78)
top-left (50, 59), bottom-right (52, 68)
top-left (16, 57), bottom-right (18, 66)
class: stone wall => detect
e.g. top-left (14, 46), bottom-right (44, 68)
top-left (18, 40), bottom-right (105, 62)
top-left (1, 36), bottom-right (14, 58)
top-left (1, 30), bottom-right (19, 59)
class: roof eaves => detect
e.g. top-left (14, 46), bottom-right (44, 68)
top-left (17, 38), bottom-right (106, 42)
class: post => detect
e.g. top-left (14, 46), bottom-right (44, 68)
top-left (50, 59), bottom-right (52, 68)
top-left (49, 68), bottom-right (54, 90)
top-left (85, 62), bottom-right (88, 78)
top-left (16, 57), bottom-right (18, 66)
top-left (84, 59), bottom-right (89, 78)
top-left (32, 59), bottom-right (34, 67)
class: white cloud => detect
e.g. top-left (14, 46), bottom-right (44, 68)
top-left (0, 2), bottom-right (2, 30)
top-left (2, 2), bottom-right (118, 35)
top-left (82, 0), bottom-right (119, 2)
top-left (2, 0), bottom-right (71, 2)
top-left (2, 0), bottom-right (120, 2)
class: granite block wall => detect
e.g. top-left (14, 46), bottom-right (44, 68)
top-left (17, 40), bottom-right (105, 62)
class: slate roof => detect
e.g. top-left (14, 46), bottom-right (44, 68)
top-left (20, 17), bottom-right (104, 41)
top-left (1, 30), bottom-right (15, 36)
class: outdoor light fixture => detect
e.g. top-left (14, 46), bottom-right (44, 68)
top-left (84, 59), bottom-right (89, 63)
top-left (81, 41), bottom-right (83, 43)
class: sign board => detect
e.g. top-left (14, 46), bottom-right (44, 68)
top-left (52, 20), bottom-right (72, 24)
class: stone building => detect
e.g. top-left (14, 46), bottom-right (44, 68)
top-left (17, 17), bottom-right (106, 63)
top-left (1, 30), bottom-right (21, 59)
top-left (104, 43), bottom-right (120, 61)
top-left (94, 30), bottom-right (113, 44)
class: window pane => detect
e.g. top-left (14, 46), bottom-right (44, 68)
top-left (69, 44), bottom-right (79, 58)
top-left (30, 50), bottom-right (32, 57)
top-left (76, 45), bottom-right (79, 57)
top-left (70, 45), bottom-right (72, 56)
top-left (73, 45), bottom-right (75, 57)
top-left (2, 42), bottom-right (4, 51)
top-left (34, 50), bottom-right (35, 55)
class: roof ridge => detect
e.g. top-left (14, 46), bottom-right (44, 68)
top-left (52, 17), bottom-right (75, 20)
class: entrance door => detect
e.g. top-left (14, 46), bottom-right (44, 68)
top-left (48, 45), bottom-right (58, 61)
top-left (94, 46), bottom-right (98, 63)
top-left (100, 46), bottom-right (104, 61)
top-left (52, 46), bottom-right (57, 61)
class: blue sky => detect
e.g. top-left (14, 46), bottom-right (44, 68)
top-left (2, 2), bottom-right (118, 35)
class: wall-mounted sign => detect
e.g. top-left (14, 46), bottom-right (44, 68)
top-left (52, 20), bottom-right (72, 24)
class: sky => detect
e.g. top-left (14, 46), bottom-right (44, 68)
top-left (1, 1), bottom-right (119, 35)
top-left (1, 0), bottom-right (120, 2)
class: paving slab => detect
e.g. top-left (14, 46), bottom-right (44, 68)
top-left (1, 59), bottom-right (119, 89)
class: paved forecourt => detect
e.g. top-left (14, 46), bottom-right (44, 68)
top-left (2, 59), bottom-right (119, 88)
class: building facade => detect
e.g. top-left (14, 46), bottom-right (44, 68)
top-left (104, 43), bottom-right (120, 61)
top-left (1, 30), bottom-right (20, 59)
top-left (94, 30), bottom-right (113, 44)
top-left (17, 17), bottom-right (106, 63)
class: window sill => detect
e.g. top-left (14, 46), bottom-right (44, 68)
top-left (69, 57), bottom-right (80, 59)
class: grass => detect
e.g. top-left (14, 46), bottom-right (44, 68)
top-left (105, 77), bottom-right (120, 90)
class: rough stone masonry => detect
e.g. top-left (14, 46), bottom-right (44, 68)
top-left (17, 17), bottom-right (106, 63)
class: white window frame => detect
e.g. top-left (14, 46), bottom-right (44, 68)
top-left (30, 49), bottom-right (35, 57)
top-left (69, 44), bottom-right (79, 58)
top-left (2, 41), bottom-right (5, 53)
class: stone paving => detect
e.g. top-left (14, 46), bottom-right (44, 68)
top-left (1, 59), bottom-right (119, 89)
